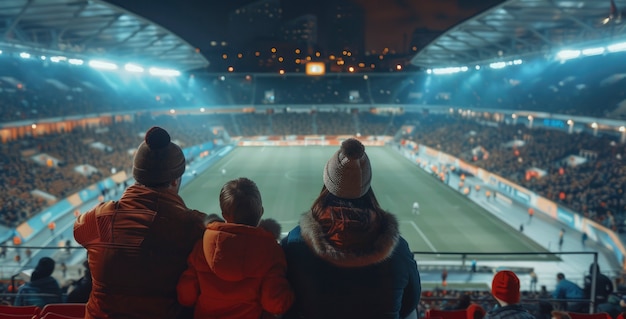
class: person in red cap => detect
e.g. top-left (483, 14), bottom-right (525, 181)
top-left (485, 270), bottom-right (536, 319)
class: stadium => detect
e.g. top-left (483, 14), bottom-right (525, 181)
top-left (1, 0), bottom-right (626, 318)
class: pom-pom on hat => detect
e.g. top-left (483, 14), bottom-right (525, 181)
top-left (323, 138), bottom-right (372, 199)
top-left (491, 270), bottom-right (521, 304)
top-left (133, 126), bottom-right (185, 186)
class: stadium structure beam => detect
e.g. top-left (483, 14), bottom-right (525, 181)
top-left (3, 0), bottom-right (32, 41)
top-left (81, 14), bottom-right (122, 47)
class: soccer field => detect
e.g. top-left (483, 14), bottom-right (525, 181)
top-left (180, 145), bottom-right (555, 262)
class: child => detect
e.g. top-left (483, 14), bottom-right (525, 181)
top-left (177, 177), bottom-right (294, 319)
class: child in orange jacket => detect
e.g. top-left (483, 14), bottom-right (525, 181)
top-left (177, 177), bottom-right (294, 319)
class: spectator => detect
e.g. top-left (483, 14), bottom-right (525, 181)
top-left (597, 293), bottom-right (621, 319)
top-left (583, 262), bottom-right (614, 308)
top-left (281, 138), bottom-right (421, 319)
top-left (177, 177), bottom-right (294, 318)
top-left (552, 273), bottom-right (585, 312)
top-left (467, 303), bottom-right (487, 319)
top-left (485, 270), bottom-right (535, 319)
top-left (74, 126), bottom-right (206, 319)
top-left (66, 259), bottom-right (92, 303)
top-left (14, 257), bottom-right (62, 307)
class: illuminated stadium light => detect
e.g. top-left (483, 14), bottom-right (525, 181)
top-left (0, 49), bottom-right (2, 54)
top-left (512, 59), bottom-right (523, 65)
top-left (556, 49), bottom-right (581, 60)
top-left (475, 65), bottom-right (480, 70)
top-left (40, 56), bottom-right (46, 60)
top-left (426, 69), bottom-right (433, 74)
top-left (19, 52), bottom-right (31, 59)
top-left (431, 66), bottom-right (468, 75)
top-left (582, 47), bottom-right (605, 56)
top-left (50, 56), bottom-right (67, 63)
top-left (489, 62), bottom-right (506, 69)
top-left (68, 58), bottom-right (84, 65)
top-left (148, 67), bottom-right (181, 77)
top-left (200, 108), bottom-right (205, 112)
top-left (169, 109), bottom-right (176, 114)
top-left (607, 42), bottom-right (626, 52)
top-left (89, 60), bottom-right (118, 70)
top-left (124, 63), bottom-right (144, 73)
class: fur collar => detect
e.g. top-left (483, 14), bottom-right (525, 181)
top-left (299, 209), bottom-right (399, 267)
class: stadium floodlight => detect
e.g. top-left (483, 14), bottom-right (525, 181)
top-left (489, 62), bottom-right (506, 69)
top-left (149, 67), bottom-right (181, 77)
top-left (512, 59), bottom-right (523, 65)
top-left (89, 60), bottom-right (118, 70)
top-left (432, 66), bottom-right (467, 75)
top-left (556, 49), bottom-right (581, 60)
top-left (582, 47), bottom-right (605, 56)
top-left (40, 56), bottom-right (46, 60)
top-left (124, 63), bottom-right (144, 73)
top-left (0, 49), bottom-right (2, 54)
top-left (68, 58), bottom-right (84, 65)
top-left (608, 41), bottom-right (626, 52)
top-left (50, 56), bottom-right (67, 63)
top-left (19, 52), bottom-right (31, 59)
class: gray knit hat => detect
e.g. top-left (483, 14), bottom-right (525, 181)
top-left (323, 138), bottom-right (372, 199)
top-left (132, 126), bottom-right (185, 186)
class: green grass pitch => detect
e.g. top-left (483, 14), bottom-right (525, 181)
top-left (180, 145), bottom-right (555, 262)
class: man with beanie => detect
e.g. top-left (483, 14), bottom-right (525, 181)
top-left (281, 138), bottom-right (421, 319)
top-left (14, 256), bottom-right (63, 307)
top-left (485, 270), bottom-right (535, 319)
top-left (74, 126), bottom-right (206, 319)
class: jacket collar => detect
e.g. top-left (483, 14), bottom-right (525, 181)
top-left (299, 208), bottom-right (399, 267)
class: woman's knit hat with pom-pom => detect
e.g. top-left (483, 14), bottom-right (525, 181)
top-left (132, 126), bottom-right (185, 186)
top-left (323, 138), bottom-right (372, 199)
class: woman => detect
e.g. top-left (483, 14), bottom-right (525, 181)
top-left (281, 138), bottom-right (421, 319)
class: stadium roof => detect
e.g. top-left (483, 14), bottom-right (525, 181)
top-left (0, 0), bottom-right (209, 72)
top-left (411, 0), bottom-right (626, 69)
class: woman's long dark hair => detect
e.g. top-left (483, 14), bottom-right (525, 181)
top-left (310, 185), bottom-right (382, 220)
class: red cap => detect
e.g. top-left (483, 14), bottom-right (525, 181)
top-left (491, 270), bottom-right (520, 304)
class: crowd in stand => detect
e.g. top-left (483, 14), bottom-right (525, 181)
top-left (2, 50), bottom-right (626, 124)
top-left (1, 110), bottom-right (625, 233)
top-left (399, 113), bottom-right (626, 231)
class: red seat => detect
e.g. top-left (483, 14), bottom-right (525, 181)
top-left (40, 312), bottom-right (85, 319)
top-left (37, 303), bottom-right (86, 319)
top-left (0, 314), bottom-right (37, 319)
top-left (0, 305), bottom-right (41, 316)
top-left (567, 312), bottom-right (612, 319)
top-left (426, 309), bottom-right (468, 319)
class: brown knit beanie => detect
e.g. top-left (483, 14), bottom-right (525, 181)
top-left (323, 138), bottom-right (372, 199)
top-left (132, 126), bottom-right (185, 186)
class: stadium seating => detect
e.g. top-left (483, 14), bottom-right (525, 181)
top-left (567, 312), bottom-right (612, 319)
top-left (39, 312), bottom-right (85, 319)
top-left (425, 308), bottom-right (468, 319)
top-left (37, 303), bottom-right (86, 318)
top-left (0, 305), bottom-right (41, 317)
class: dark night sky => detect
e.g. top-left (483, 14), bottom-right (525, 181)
top-left (105, 0), bottom-right (502, 54)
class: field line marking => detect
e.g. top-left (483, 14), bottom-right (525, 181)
top-left (408, 220), bottom-right (438, 253)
